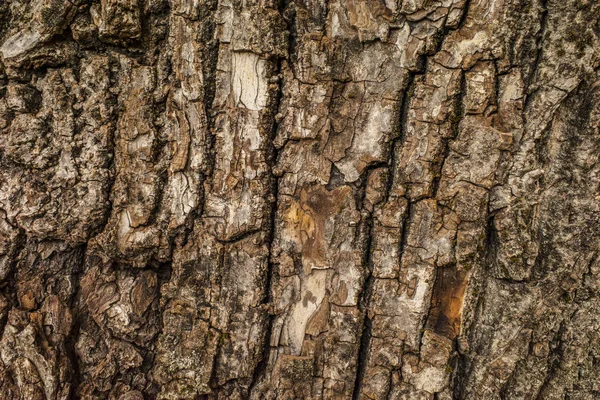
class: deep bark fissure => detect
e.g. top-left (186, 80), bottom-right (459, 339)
top-left (248, 50), bottom-right (288, 395)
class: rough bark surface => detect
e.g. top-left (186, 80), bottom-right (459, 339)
top-left (0, 0), bottom-right (599, 398)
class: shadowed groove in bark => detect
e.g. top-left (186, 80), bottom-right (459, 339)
top-left (64, 245), bottom-right (86, 399)
top-left (352, 67), bottom-right (418, 399)
top-left (191, 0), bottom-right (220, 225)
top-left (533, 319), bottom-right (568, 400)
top-left (248, 52), bottom-right (288, 397)
top-left (524, 0), bottom-right (550, 112)
top-left (351, 174), bottom-right (377, 400)
top-left (385, 72), bottom-right (415, 203)
top-left (248, 0), bottom-right (297, 391)
top-left (431, 71), bottom-right (466, 198)
top-left (90, 56), bottom-right (119, 240)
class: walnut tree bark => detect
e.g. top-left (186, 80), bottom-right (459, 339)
top-left (0, 0), bottom-right (599, 398)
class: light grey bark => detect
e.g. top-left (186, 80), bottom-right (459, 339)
top-left (0, 0), bottom-right (599, 398)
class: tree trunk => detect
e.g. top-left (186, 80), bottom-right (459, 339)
top-left (0, 0), bottom-right (599, 397)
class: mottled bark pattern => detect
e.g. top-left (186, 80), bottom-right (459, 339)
top-left (0, 0), bottom-right (599, 397)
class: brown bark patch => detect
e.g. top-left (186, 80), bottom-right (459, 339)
top-left (427, 266), bottom-right (469, 339)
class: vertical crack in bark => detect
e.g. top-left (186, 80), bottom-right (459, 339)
top-left (431, 71), bottom-right (466, 198)
top-left (524, 0), bottom-right (549, 112)
top-left (90, 56), bottom-right (120, 240)
top-left (147, 2), bottom-right (220, 392)
top-left (64, 244), bottom-right (86, 398)
top-left (247, 0), bottom-right (296, 391)
top-left (351, 189), bottom-right (376, 400)
top-left (193, 4), bottom-right (220, 225)
top-left (248, 52), bottom-right (287, 396)
top-left (145, 258), bottom-right (172, 395)
top-left (0, 225), bottom-right (24, 311)
top-left (385, 72), bottom-right (415, 203)
top-left (533, 319), bottom-right (567, 400)
top-left (456, 0), bottom-right (473, 30)
top-left (353, 69), bottom-right (418, 399)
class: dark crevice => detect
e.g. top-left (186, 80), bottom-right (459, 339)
top-left (352, 305), bottom-right (373, 400)
top-left (147, 258), bottom-right (173, 386)
top-left (383, 368), bottom-right (395, 400)
top-left (431, 70), bottom-right (466, 198)
top-left (523, 0), bottom-right (549, 112)
top-left (351, 202), bottom-right (376, 400)
top-left (193, 0), bottom-right (220, 224)
top-left (353, 62), bottom-right (420, 399)
top-left (248, 41), bottom-right (289, 396)
top-left (65, 244), bottom-right (87, 399)
top-left (484, 204), bottom-right (500, 272)
top-left (146, 0), bottom-right (219, 391)
top-left (215, 229), bottom-right (261, 244)
top-left (384, 72), bottom-right (416, 203)
top-left (0, 228), bottom-right (26, 360)
top-left (398, 199), bottom-right (414, 270)
top-left (534, 319), bottom-right (568, 400)
top-left (87, 55), bottom-right (120, 241)
top-left (456, 0), bottom-right (473, 31)
top-left (154, 259), bottom-right (173, 285)
top-left (207, 250), bottom-right (227, 393)
top-left (326, 163), bottom-right (347, 190)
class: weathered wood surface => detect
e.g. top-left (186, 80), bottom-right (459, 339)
top-left (0, 0), bottom-right (599, 398)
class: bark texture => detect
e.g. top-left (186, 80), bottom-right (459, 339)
top-left (0, 0), bottom-right (599, 397)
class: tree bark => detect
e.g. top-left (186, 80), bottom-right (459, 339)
top-left (0, 0), bottom-right (599, 398)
